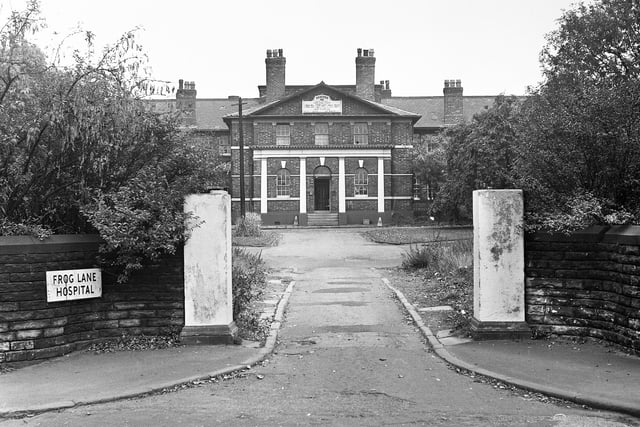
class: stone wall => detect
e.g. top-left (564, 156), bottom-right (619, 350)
top-left (525, 226), bottom-right (640, 352)
top-left (0, 235), bottom-right (183, 365)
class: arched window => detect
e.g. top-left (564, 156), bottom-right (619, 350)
top-left (354, 168), bottom-right (368, 196)
top-left (276, 169), bottom-right (291, 197)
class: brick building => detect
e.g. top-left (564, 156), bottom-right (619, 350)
top-left (150, 49), bottom-right (496, 225)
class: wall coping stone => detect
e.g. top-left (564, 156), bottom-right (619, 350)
top-left (527, 225), bottom-right (640, 245)
top-left (0, 235), bottom-right (103, 255)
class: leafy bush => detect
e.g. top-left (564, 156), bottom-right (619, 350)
top-left (0, 3), bottom-right (229, 282)
top-left (232, 248), bottom-right (269, 341)
top-left (234, 212), bottom-right (263, 237)
top-left (0, 218), bottom-right (52, 240)
top-left (525, 191), bottom-right (636, 233)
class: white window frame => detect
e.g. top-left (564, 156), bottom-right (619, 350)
top-left (354, 168), bottom-right (368, 196)
top-left (276, 124), bottom-right (290, 146)
top-left (314, 122), bottom-right (329, 146)
top-left (353, 123), bottom-right (368, 145)
top-left (276, 168), bottom-right (291, 197)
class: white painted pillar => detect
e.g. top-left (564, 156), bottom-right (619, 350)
top-left (338, 157), bottom-right (346, 213)
top-left (299, 157), bottom-right (306, 213)
top-left (471, 189), bottom-right (529, 339)
top-left (377, 157), bottom-right (384, 212)
top-left (260, 158), bottom-right (268, 214)
top-left (181, 191), bottom-right (237, 344)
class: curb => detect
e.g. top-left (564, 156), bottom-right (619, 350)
top-left (382, 278), bottom-right (640, 419)
top-left (1, 281), bottom-right (296, 419)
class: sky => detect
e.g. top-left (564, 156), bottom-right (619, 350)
top-left (4, 0), bottom-right (578, 98)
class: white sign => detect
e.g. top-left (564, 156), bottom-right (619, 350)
top-left (46, 268), bottom-right (102, 302)
top-left (302, 94), bottom-right (342, 114)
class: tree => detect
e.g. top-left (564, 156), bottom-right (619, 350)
top-left (429, 95), bottom-right (521, 222)
top-left (519, 0), bottom-right (640, 229)
top-left (0, 1), bottom-right (226, 281)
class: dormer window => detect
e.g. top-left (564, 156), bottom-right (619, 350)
top-left (276, 124), bottom-right (290, 146)
top-left (353, 123), bottom-right (368, 145)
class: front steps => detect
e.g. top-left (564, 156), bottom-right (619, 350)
top-left (307, 211), bottom-right (339, 226)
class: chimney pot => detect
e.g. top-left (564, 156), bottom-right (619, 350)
top-left (456, 79), bottom-right (462, 87)
top-left (278, 48), bottom-right (283, 57)
top-left (357, 48), bottom-right (362, 57)
top-left (267, 49), bottom-right (272, 57)
top-left (370, 48), bottom-right (375, 56)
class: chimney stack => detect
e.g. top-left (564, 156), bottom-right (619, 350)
top-left (176, 79), bottom-right (197, 126)
top-left (443, 79), bottom-right (463, 125)
top-left (356, 48), bottom-right (376, 101)
top-left (265, 48), bottom-right (286, 103)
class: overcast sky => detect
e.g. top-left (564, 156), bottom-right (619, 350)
top-left (5, 0), bottom-right (578, 98)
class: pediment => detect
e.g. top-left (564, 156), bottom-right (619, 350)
top-left (246, 83), bottom-right (408, 118)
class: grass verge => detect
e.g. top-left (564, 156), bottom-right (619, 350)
top-left (363, 226), bottom-right (472, 245)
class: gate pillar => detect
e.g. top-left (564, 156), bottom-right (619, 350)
top-left (181, 190), bottom-right (237, 344)
top-left (471, 189), bottom-right (530, 339)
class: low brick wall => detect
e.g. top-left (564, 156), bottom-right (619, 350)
top-left (525, 225), bottom-right (640, 352)
top-left (0, 235), bottom-right (184, 365)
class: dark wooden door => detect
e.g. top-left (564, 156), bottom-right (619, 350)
top-left (314, 179), bottom-right (330, 211)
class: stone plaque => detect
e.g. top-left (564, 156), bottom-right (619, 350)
top-left (302, 94), bottom-right (342, 114)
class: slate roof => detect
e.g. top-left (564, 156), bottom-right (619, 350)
top-left (148, 90), bottom-right (504, 131)
top-left (223, 82), bottom-right (421, 121)
top-left (196, 98), bottom-right (261, 130)
top-left (382, 96), bottom-right (498, 129)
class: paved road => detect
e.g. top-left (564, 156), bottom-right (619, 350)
top-left (4, 229), bottom-right (636, 426)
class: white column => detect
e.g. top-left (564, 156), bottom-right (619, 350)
top-left (260, 158), bottom-right (268, 214)
top-left (182, 191), bottom-right (236, 344)
top-left (377, 157), bottom-right (384, 212)
top-left (338, 157), bottom-right (346, 213)
top-left (299, 157), bottom-right (306, 213)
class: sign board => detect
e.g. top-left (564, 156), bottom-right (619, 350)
top-left (302, 94), bottom-right (342, 114)
top-left (46, 268), bottom-right (102, 302)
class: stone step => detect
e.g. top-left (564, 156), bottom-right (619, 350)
top-left (307, 212), bottom-right (339, 226)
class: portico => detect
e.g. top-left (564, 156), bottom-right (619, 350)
top-left (253, 148), bottom-right (391, 226)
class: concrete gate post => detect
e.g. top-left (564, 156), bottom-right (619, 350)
top-left (471, 189), bottom-right (530, 339)
top-left (181, 190), bottom-right (237, 344)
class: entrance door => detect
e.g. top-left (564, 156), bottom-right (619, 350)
top-left (314, 179), bottom-right (330, 211)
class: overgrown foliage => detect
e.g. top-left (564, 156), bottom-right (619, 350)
top-left (234, 212), bottom-right (263, 237)
top-left (232, 248), bottom-right (269, 341)
top-left (402, 239), bottom-right (472, 273)
top-left (421, 0), bottom-right (640, 231)
top-left (0, 2), bottom-right (228, 281)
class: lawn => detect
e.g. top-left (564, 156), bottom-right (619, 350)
top-left (363, 226), bottom-right (472, 245)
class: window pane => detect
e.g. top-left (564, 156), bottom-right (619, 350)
top-left (354, 168), bottom-right (368, 195)
top-left (315, 123), bottom-right (329, 134)
top-left (276, 124), bottom-right (290, 136)
top-left (276, 169), bottom-right (290, 196)
top-left (276, 124), bottom-right (290, 146)
top-left (315, 134), bottom-right (329, 146)
top-left (353, 123), bottom-right (368, 145)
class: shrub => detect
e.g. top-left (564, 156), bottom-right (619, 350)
top-left (232, 247), bottom-right (269, 341)
top-left (402, 239), bottom-right (472, 273)
top-left (234, 212), bottom-right (263, 237)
